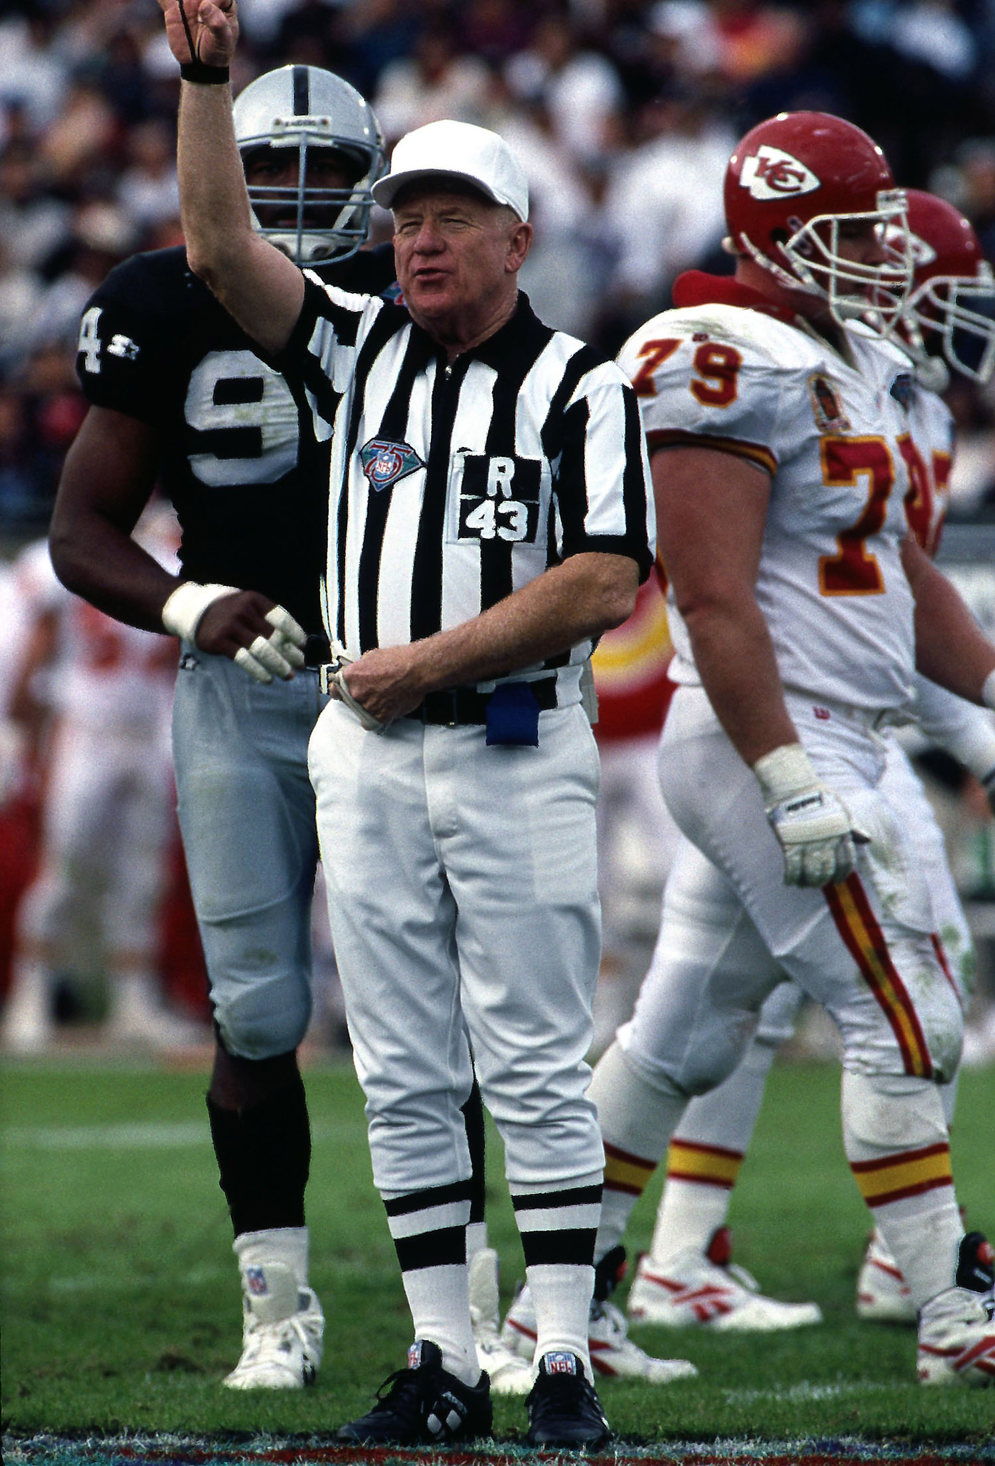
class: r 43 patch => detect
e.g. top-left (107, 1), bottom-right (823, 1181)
top-left (457, 454), bottom-right (540, 543)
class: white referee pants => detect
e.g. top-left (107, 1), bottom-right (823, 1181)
top-left (308, 698), bottom-right (605, 1196)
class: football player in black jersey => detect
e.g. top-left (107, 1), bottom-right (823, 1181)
top-left (48, 64), bottom-right (395, 1391)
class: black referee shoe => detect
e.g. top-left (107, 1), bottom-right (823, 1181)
top-left (335, 1339), bottom-right (492, 1445)
top-left (526, 1350), bottom-right (612, 1449)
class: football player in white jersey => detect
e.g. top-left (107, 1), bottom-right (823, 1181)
top-left (566, 113), bottom-right (995, 1387)
top-left (582, 189), bottom-right (995, 1339)
top-left (1, 508), bottom-right (201, 1053)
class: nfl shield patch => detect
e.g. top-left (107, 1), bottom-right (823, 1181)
top-left (360, 437), bottom-right (424, 492)
top-left (245, 1266), bottom-right (269, 1296)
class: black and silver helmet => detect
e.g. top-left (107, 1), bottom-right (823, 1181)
top-left (232, 64), bottom-right (386, 266)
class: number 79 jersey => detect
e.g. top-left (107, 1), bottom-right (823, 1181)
top-left (617, 276), bottom-right (921, 714)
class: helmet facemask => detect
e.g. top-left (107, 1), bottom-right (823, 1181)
top-left (233, 65), bottom-right (386, 267)
top-left (774, 190), bottom-right (914, 334)
top-left (241, 131), bottom-right (381, 266)
top-left (904, 265), bottom-right (995, 384)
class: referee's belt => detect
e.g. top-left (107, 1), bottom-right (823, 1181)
top-left (303, 634), bottom-right (332, 669)
top-left (404, 677), bottom-right (559, 726)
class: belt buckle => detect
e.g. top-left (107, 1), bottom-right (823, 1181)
top-left (443, 689), bottom-right (461, 727)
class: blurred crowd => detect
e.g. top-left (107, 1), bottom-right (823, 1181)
top-left (7, 0), bottom-right (995, 541)
top-left (2, 0), bottom-right (995, 1058)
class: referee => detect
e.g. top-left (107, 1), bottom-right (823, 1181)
top-left (158, 0), bottom-right (654, 1449)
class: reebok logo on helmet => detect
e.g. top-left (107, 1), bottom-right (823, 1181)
top-left (739, 145), bottom-right (819, 201)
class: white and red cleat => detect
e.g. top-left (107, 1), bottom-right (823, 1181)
top-left (856, 1229), bottom-right (915, 1324)
top-left (626, 1226), bottom-right (822, 1332)
top-left (918, 1232), bottom-right (995, 1387)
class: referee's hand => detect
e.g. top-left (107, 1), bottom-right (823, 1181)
top-left (334, 645), bottom-right (428, 728)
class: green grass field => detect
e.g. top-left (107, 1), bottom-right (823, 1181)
top-left (1, 1052), bottom-right (993, 1458)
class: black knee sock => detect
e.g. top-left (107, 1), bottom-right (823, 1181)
top-left (207, 1073), bottom-right (310, 1235)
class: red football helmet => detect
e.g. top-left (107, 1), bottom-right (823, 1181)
top-left (900, 189), bottom-right (995, 384)
top-left (724, 111), bottom-right (913, 331)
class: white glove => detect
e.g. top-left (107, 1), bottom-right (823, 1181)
top-left (753, 742), bottom-right (868, 887)
top-left (232, 605), bottom-right (307, 685)
top-left (324, 646), bottom-right (388, 732)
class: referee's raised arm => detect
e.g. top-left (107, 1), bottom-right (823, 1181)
top-left (158, 0), bottom-right (304, 354)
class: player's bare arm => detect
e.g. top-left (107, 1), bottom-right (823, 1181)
top-left (50, 407), bottom-right (175, 631)
top-left (158, 0), bottom-right (303, 354)
top-left (335, 551), bottom-right (639, 726)
top-left (51, 405), bottom-right (303, 675)
top-left (903, 533), bottom-right (995, 706)
top-left (654, 444), bottom-right (797, 766)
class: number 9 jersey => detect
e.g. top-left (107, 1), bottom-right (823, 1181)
top-left (617, 270), bottom-right (922, 716)
top-left (74, 244), bottom-right (396, 635)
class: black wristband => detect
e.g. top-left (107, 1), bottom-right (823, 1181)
top-left (180, 60), bottom-right (230, 83)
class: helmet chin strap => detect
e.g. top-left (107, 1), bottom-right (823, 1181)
top-left (739, 230), bottom-right (823, 300)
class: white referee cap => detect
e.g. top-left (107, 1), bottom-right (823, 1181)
top-left (372, 119), bottom-right (529, 221)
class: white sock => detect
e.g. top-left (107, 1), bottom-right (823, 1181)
top-left (649, 1050), bottom-right (774, 1261)
top-left (525, 1263), bottom-right (595, 1381)
top-left (842, 1071), bottom-right (962, 1308)
top-left (400, 1262), bottom-right (480, 1386)
top-left (588, 1039), bottom-right (687, 1259)
top-left (233, 1225), bottom-right (310, 1290)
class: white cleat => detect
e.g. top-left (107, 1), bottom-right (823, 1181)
top-left (589, 1297), bottom-right (698, 1382)
top-left (917, 1232), bottom-right (995, 1387)
top-left (627, 1228), bottom-right (822, 1333)
top-left (224, 1261), bottom-right (324, 1389)
top-left (500, 1281), bottom-right (697, 1384)
top-left (468, 1247), bottom-right (533, 1396)
top-left (856, 1230), bottom-right (915, 1324)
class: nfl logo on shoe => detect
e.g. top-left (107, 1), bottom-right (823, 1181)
top-left (543, 1351), bottom-right (578, 1374)
top-left (246, 1266), bottom-right (269, 1296)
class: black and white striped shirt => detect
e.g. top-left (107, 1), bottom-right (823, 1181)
top-left (280, 279), bottom-right (655, 700)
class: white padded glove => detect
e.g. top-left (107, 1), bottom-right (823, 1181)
top-left (232, 605), bottom-right (307, 685)
top-left (162, 582), bottom-right (306, 684)
top-left (753, 742), bottom-right (868, 888)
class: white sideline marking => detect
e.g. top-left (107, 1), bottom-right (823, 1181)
top-left (2, 1121), bottom-right (208, 1149)
top-left (724, 1379), bottom-right (900, 1402)
top-left (2, 1119), bottom-right (348, 1150)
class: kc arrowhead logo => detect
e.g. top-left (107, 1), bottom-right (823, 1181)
top-left (739, 145), bottom-right (819, 200)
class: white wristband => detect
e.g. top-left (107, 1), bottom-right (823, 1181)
top-left (752, 742), bottom-right (816, 805)
top-left (983, 667), bottom-right (995, 715)
top-left (161, 582), bottom-right (240, 642)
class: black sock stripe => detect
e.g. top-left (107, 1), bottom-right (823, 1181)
top-left (383, 1178), bottom-right (474, 1217)
top-left (394, 1224), bottom-right (466, 1273)
top-left (511, 1183), bottom-right (603, 1213)
top-left (519, 1227), bottom-right (597, 1269)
